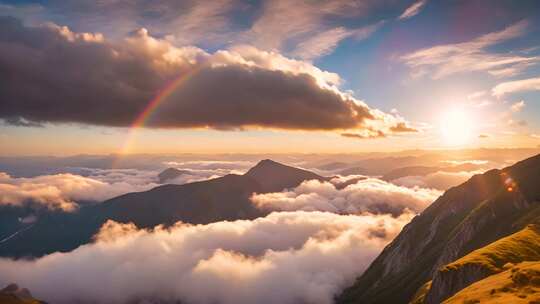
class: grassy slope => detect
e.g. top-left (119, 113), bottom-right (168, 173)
top-left (442, 224), bottom-right (540, 274)
top-left (412, 224), bottom-right (540, 303)
top-left (443, 261), bottom-right (540, 304)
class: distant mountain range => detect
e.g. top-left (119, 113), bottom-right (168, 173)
top-left (337, 153), bottom-right (540, 304)
top-left (0, 160), bottom-right (325, 258)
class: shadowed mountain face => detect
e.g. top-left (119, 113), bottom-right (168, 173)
top-left (0, 160), bottom-right (324, 258)
top-left (337, 153), bottom-right (540, 304)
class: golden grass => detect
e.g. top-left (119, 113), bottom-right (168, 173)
top-left (442, 225), bottom-right (540, 274)
top-left (0, 294), bottom-right (42, 304)
top-left (443, 261), bottom-right (540, 304)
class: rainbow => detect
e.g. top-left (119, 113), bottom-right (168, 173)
top-left (114, 65), bottom-right (205, 165)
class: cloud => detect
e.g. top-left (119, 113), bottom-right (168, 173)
top-left (0, 211), bottom-right (413, 304)
top-left (0, 170), bottom-right (160, 211)
top-left (391, 170), bottom-right (477, 190)
top-left (466, 90), bottom-right (492, 107)
top-left (2, 0), bottom-right (385, 55)
top-left (162, 160), bottom-right (254, 171)
top-left (251, 178), bottom-right (441, 215)
top-left (0, 163), bottom-right (261, 211)
top-left (398, 0), bottom-right (427, 20)
top-left (341, 130), bottom-right (386, 139)
top-left (291, 22), bottom-right (384, 60)
top-left (0, 17), bottom-right (408, 136)
top-left (510, 100), bottom-right (525, 112)
top-left (244, 0), bottom-right (388, 59)
top-left (390, 122), bottom-right (418, 132)
top-left (441, 160), bottom-right (488, 166)
top-left (340, 120), bottom-right (417, 139)
top-left (1, 117), bottom-right (43, 127)
top-left (401, 20), bottom-right (539, 78)
top-left (492, 77), bottom-right (540, 97)
top-left (157, 160), bottom-right (255, 184)
top-left (0, 1), bottom-right (237, 46)
top-left (467, 91), bottom-right (487, 100)
top-left (507, 119), bottom-right (527, 127)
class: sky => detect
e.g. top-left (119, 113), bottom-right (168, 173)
top-left (1, 0), bottom-right (540, 155)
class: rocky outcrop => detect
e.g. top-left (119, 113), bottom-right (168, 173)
top-left (426, 264), bottom-right (494, 304)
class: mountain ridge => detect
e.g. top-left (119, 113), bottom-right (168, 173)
top-left (337, 153), bottom-right (540, 304)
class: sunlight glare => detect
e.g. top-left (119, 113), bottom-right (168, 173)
top-left (440, 106), bottom-right (475, 146)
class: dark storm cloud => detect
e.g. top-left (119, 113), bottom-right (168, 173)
top-left (0, 17), bottom-right (408, 134)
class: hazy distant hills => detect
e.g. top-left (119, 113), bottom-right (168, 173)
top-left (0, 160), bottom-right (325, 258)
top-left (337, 153), bottom-right (540, 304)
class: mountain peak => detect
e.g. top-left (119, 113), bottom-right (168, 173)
top-left (158, 167), bottom-right (190, 183)
top-left (245, 159), bottom-right (324, 193)
top-left (251, 159), bottom-right (286, 169)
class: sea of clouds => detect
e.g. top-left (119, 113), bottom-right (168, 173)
top-left (0, 211), bottom-right (414, 304)
top-left (252, 178), bottom-right (441, 215)
top-left (0, 159), bottom-right (455, 304)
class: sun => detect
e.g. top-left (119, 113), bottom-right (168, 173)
top-left (440, 107), bottom-right (475, 146)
